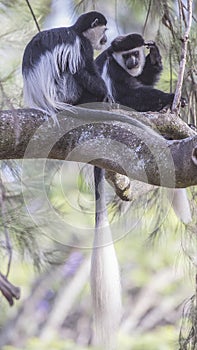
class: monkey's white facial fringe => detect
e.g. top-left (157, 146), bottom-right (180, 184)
top-left (91, 207), bottom-right (122, 349)
top-left (83, 25), bottom-right (107, 50)
top-left (23, 37), bottom-right (83, 123)
top-left (113, 46), bottom-right (146, 77)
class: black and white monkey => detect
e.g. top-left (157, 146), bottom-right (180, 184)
top-left (22, 11), bottom-right (123, 350)
top-left (96, 33), bottom-right (191, 225)
top-left (22, 11), bottom-right (109, 120)
top-left (96, 33), bottom-right (183, 112)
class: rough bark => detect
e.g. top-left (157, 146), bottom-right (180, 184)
top-left (0, 107), bottom-right (197, 188)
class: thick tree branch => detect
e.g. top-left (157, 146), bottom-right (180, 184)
top-left (105, 108), bottom-right (196, 200)
top-left (0, 107), bottom-right (197, 188)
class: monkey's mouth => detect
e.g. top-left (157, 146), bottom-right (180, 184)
top-left (126, 59), bottom-right (139, 70)
top-left (100, 34), bottom-right (107, 45)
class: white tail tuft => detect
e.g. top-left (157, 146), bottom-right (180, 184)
top-left (91, 167), bottom-right (122, 349)
top-left (170, 188), bottom-right (192, 225)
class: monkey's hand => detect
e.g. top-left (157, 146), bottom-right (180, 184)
top-left (144, 41), bottom-right (162, 67)
top-left (103, 94), bottom-right (115, 104)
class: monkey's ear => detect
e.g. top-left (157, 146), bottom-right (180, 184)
top-left (91, 18), bottom-right (99, 28)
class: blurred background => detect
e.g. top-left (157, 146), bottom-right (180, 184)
top-left (0, 1), bottom-right (197, 349)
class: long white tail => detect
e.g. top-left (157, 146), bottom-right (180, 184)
top-left (170, 188), bottom-right (192, 224)
top-left (91, 166), bottom-right (122, 349)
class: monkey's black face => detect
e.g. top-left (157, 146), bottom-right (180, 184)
top-left (112, 46), bottom-right (145, 77)
top-left (122, 50), bottom-right (140, 70)
top-left (83, 25), bottom-right (107, 50)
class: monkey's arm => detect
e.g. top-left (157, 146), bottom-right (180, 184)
top-left (138, 44), bottom-right (163, 86)
top-left (74, 68), bottom-right (108, 101)
top-left (121, 87), bottom-right (174, 112)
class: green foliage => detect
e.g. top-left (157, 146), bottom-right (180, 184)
top-left (1, 328), bottom-right (177, 350)
top-left (0, 1), bottom-right (197, 349)
top-left (2, 338), bottom-right (92, 350)
top-left (0, 0), bottom-right (51, 108)
top-left (119, 326), bottom-right (178, 349)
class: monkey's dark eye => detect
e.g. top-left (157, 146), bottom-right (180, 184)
top-left (122, 53), bottom-right (130, 59)
top-left (132, 51), bottom-right (139, 57)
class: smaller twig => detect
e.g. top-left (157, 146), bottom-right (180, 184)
top-left (195, 272), bottom-right (197, 347)
top-left (92, 0), bottom-right (96, 10)
top-left (0, 178), bottom-right (12, 278)
top-left (4, 228), bottom-right (12, 278)
top-left (114, 0), bottom-right (121, 34)
top-left (193, 93), bottom-right (197, 126)
top-left (0, 81), bottom-right (20, 144)
top-left (182, 1), bottom-right (197, 23)
top-left (25, 0), bottom-right (40, 32)
top-left (0, 81), bottom-right (14, 110)
top-left (142, 0), bottom-right (152, 36)
top-left (169, 50), bottom-right (173, 93)
top-left (172, 0), bottom-right (193, 112)
top-left (162, 0), bottom-right (176, 40)
top-left (178, 0), bottom-right (183, 34)
top-left (0, 272), bottom-right (20, 306)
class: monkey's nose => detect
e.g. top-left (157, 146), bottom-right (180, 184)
top-left (100, 34), bottom-right (107, 45)
top-left (126, 57), bottom-right (138, 70)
